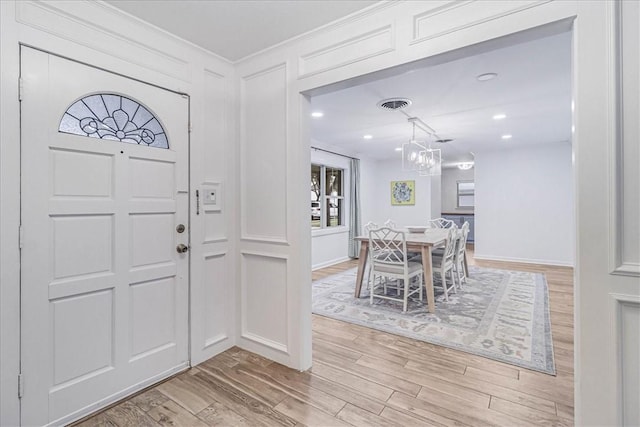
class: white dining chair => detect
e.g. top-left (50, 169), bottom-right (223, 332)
top-left (427, 218), bottom-right (457, 229)
top-left (454, 222), bottom-right (470, 287)
top-left (363, 221), bottom-right (379, 290)
top-left (368, 227), bottom-right (423, 312)
top-left (383, 219), bottom-right (397, 228)
top-left (431, 227), bottom-right (457, 301)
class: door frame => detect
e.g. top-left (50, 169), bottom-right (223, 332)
top-left (17, 45), bottom-right (193, 425)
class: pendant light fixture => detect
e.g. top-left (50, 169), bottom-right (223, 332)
top-left (401, 118), bottom-right (442, 176)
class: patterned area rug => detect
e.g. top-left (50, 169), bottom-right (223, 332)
top-left (312, 266), bottom-right (556, 375)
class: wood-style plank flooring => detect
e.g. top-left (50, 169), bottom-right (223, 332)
top-left (76, 248), bottom-right (574, 426)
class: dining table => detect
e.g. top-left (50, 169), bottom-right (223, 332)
top-left (354, 228), bottom-right (450, 313)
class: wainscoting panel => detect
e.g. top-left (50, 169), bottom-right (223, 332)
top-left (298, 25), bottom-right (394, 78)
top-left (203, 69), bottom-right (228, 184)
top-left (240, 252), bottom-right (289, 355)
top-left (202, 252), bottom-right (230, 350)
top-left (610, 294), bottom-right (640, 426)
top-left (411, 0), bottom-right (549, 44)
top-left (240, 64), bottom-right (288, 243)
top-left (612, 0), bottom-right (640, 276)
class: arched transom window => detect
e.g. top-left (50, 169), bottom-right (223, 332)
top-left (59, 93), bottom-right (169, 149)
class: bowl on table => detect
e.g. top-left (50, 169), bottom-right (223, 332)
top-left (406, 225), bottom-right (428, 234)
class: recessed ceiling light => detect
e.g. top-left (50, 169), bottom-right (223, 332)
top-left (395, 147), bottom-right (402, 152)
top-left (363, 134), bottom-right (373, 140)
top-left (493, 113), bottom-right (506, 120)
top-left (458, 162), bottom-right (474, 170)
top-left (311, 111), bottom-right (324, 118)
top-left (477, 72), bottom-right (498, 82)
top-left (501, 134), bottom-right (513, 140)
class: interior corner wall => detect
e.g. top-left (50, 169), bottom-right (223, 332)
top-left (474, 143), bottom-right (574, 265)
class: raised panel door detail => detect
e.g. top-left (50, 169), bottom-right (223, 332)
top-left (52, 289), bottom-right (114, 386)
top-left (130, 277), bottom-right (177, 359)
top-left (130, 213), bottom-right (174, 268)
top-left (52, 215), bottom-right (113, 280)
top-left (129, 157), bottom-right (175, 200)
top-left (51, 148), bottom-right (113, 198)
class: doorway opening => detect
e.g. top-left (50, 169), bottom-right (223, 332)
top-left (307, 20), bottom-right (575, 425)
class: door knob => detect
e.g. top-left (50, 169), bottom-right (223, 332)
top-left (176, 244), bottom-right (189, 254)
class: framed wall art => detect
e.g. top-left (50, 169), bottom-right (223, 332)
top-left (390, 180), bottom-right (415, 205)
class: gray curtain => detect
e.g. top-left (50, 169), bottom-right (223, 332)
top-left (348, 158), bottom-right (362, 258)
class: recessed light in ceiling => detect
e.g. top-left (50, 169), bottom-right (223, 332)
top-left (493, 113), bottom-right (506, 120)
top-left (501, 134), bottom-right (513, 140)
top-left (311, 111), bottom-right (324, 118)
top-left (477, 72), bottom-right (498, 82)
top-left (363, 134), bottom-right (373, 140)
top-left (395, 147), bottom-right (402, 152)
top-left (458, 162), bottom-right (474, 170)
top-left (435, 138), bottom-right (453, 144)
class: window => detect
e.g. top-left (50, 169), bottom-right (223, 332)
top-left (59, 93), bottom-right (169, 149)
top-left (311, 164), bottom-right (344, 228)
top-left (457, 181), bottom-right (475, 207)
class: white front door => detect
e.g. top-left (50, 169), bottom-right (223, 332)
top-left (20, 47), bottom-right (189, 426)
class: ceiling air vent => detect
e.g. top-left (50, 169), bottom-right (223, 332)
top-left (377, 98), bottom-right (412, 111)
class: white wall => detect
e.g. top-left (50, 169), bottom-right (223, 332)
top-left (475, 143), bottom-right (574, 265)
top-left (360, 158), bottom-right (433, 227)
top-left (442, 167), bottom-right (475, 214)
top-left (310, 145), bottom-right (351, 269)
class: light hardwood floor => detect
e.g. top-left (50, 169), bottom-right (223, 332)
top-left (76, 248), bottom-right (574, 426)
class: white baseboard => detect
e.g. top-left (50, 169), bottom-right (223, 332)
top-left (312, 256), bottom-right (351, 271)
top-left (473, 254), bottom-right (574, 267)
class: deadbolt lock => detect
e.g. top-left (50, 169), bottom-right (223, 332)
top-left (176, 224), bottom-right (186, 233)
top-left (176, 244), bottom-right (189, 254)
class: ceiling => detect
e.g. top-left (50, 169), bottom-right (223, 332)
top-left (310, 31), bottom-right (572, 164)
top-left (105, 0), bottom-right (378, 61)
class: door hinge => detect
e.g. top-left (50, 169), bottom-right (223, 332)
top-left (18, 373), bottom-right (23, 398)
top-left (19, 225), bottom-right (24, 249)
top-left (18, 77), bottom-right (24, 101)
top-left (188, 122), bottom-right (193, 133)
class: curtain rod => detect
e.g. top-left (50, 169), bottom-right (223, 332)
top-left (311, 146), bottom-right (359, 161)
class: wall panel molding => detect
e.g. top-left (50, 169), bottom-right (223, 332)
top-left (239, 251), bottom-right (289, 355)
top-left (201, 251), bottom-right (230, 351)
top-left (610, 0), bottom-right (640, 277)
top-left (609, 293), bottom-right (640, 426)
top-left (239, 63), bottom-right (289, 244)
top-left (410, 0), bottom-right (552, 45)
top-left (298, 25), bottom-right (394, 78)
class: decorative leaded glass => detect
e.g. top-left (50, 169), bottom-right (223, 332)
top-left (59, 94), bottom-right (169, 149)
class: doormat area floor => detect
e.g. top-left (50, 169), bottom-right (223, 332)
top-left (312, 266), bottom-right (556, 375)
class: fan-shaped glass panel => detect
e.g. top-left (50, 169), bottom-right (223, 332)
top-left (59, 94), bottom-right (169, 149)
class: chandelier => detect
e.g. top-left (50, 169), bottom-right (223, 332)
top-left (401, 118), bottom-right (441, 176)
